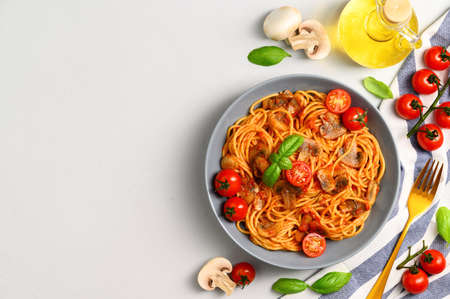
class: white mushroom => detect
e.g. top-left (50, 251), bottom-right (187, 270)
top-left (288, 19), bottom-right (331, 60)
top-left (263, 6), bottom-right (302, 41)
top-left (197, 257), bottom-right (236, 296)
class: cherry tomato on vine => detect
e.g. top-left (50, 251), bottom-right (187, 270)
top-left (285, 161), bottom-right (312, 188)
top-left (395, 94), bottom-right (423, 120)
top-left (411, 69), bottom-right (440, 94)
top-left (214, 169), bottom-right (242, 197)
top-left (342, 107), bottom-right (368, 131)
top-left (435, 101), bottom-right (450, 129)
top-left (402, 267), bottom-right (428, 294)
top-left (325, 89), bottom-right (352, 114)
top-left (420, 249), bottom-right (446, 275)
top-left (231, 262), bottom-right (255, 288)
top-left (416, 124), bottom-right (444, 151)
top-left (424, 46), bottom-right (450, 71)
top-left (302, 233), bottom-right (326, 257)
top-left (223, 197), bottom-right (248, 221)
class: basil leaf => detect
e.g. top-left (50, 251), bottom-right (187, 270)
top-left (248, 46), bottom-right (291, 66)
top-left (262, 163), bottom-right (281, 187)
top-left (436, 207), bottom-right (450, 244)
top-left (272, 278), bottom-right (307, 295)
top-left (363, 76), bottom-right (393, 99)
top-left (310, 272), bottom-right (352, 294)
top-left (278, 157), bottom-right (292, 170)
top-left (269, 153), bottom-right (281, 164)
top-left (279, 135), bottom-right (304, 157)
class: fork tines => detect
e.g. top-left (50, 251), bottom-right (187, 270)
top-left (413, 158), bottom-right (443, 196)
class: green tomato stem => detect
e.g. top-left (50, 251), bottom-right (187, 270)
top-left (407, 78), bottom-right (450, 138)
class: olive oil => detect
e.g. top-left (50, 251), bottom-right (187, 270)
top-left (338, 0), bottom-right (420, 68)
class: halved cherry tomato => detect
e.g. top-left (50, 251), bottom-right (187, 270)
top-left (395, 94), bottom-right (423, 120)
top-left (420, 249), bottom-right (446, 275)
top-left (325, 89), bottom-right (352, 114)
top-left (416, 124), bottom-right (444, 151)
top-left (223, 197), bottom-right (248, 221)
top-left (424, 46), bottom-right (450, 71)
top-left (412, 69), bottom-right (440, 94)
top-left (342, 107), bottom-right (368, 131)
top-left (285, 161), bottom-right (312, 187)
top-left (302, 233), bottom-right (326, 257)
top-left (402, 267), bottom-right (428, 294)
top-left (435, 101), bottom-right (450, 128)
top-left (231, 262), bottom-right (255, 288)
top-left (214, 169), bottom-right (242, 197)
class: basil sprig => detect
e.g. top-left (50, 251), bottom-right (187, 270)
top-left (272, 272), bottom-right (352, 295)
top-left (262, 135), bottom-right (304, 187)
top-left (436, 206), bottom-right (450, 245)
top-left (363, 76), bottom-right (393, 99)
top-left (248, 46), bottom-right (291, 66)
top-left (309, 272), bottom-right (352, 294)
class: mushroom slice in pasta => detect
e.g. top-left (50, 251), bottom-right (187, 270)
top-left (319, 112), bottom-right (347, 139)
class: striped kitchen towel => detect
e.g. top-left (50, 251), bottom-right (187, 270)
top-left (294, 9), bottom-right (450, 299)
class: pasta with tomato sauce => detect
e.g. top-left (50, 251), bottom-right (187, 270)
top-left (220, 90), bottom-right (385, 252)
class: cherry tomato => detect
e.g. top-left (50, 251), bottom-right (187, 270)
top-left (223, 197), bottom-right (248, 221)
top-left (214, 169), bottom-right (242, 197)
top-left (420, 249), bottom-right (446, 275)
top-left (342, 107), bottom-right (368, 131)
top-left (231, 262), bottom-right (255, 288)
top-left (325, 89), bottom-right (352, 114)
top-left (424, 46), bottom-right (450, 71)
top-left (435, 101), bottom-right (450, 129)
top-left (302, 233), bottom-right (326, 257)
top-left (395, 94), bottom-right (423, 120)
top-left (285, 161), bottom-right (312, 187)
top-left (402, 268), bottom-right (428, 294)
top-left (411, 69), bottom-right (440, 94)
top-left (416, 124), bottom-right (444, 151)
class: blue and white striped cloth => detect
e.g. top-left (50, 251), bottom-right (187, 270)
top-left (295, 10), bottom-right (450, 299)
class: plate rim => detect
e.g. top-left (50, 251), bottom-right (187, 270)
top-left (204, 73), bottom-right (401, 269)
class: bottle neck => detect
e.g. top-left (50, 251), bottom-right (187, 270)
top-left (364, 0), bottom-right (420, 48)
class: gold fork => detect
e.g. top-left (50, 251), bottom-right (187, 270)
top-left (366, 158), bottom-right (443, 299)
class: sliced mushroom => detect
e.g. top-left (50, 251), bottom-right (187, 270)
top-left (342, 199), bottom-right (366, 216)
top-left (249, 141), bottom-right (270, 161)
top-left (316, 168), bottom-right (348, 194)
top-left (262, 90), bottom-right (293, 110)
top-left (319, 112), bottom-right (347, 140)
top-left (316, 169), bottom-right (335, 193)
top-left (221, 154), bottom-right (239, 170)
top-left (197, 257), bottom-right (236, 296)
top-left (298, 138), bottom-right (321, 160)
top-left (339, 140), bottom-right (363, 168)
top-left (257, 219), bottom-right (282, 237)
top-left (288, 30), bottom-right (319, 51)
top-left (334, 174), bottom-right (349, 194)
top-left (263, 6), bottom-right (302, 41)
top-left (288, 19), bottom-right (331, 60)
top-left (273, 180), bottom-right (302, 210)
top-left (268, 112), bottom-right (289, 132)
top-left (367, 180), bottom-right (379, 206)
top-left (252, 155), bottom-right (270, 177)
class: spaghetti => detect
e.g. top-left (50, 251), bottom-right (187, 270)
top-left (220, 90), bottom-right (385, 252)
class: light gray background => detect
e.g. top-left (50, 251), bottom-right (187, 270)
top-left (0, 0), bottom-right (447, 298)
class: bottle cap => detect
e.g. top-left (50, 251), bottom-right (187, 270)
top-left (383, 0), bottom-right (412, 23)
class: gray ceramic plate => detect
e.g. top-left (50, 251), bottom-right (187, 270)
top-left (204, 74), bottom-right (400, 269)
